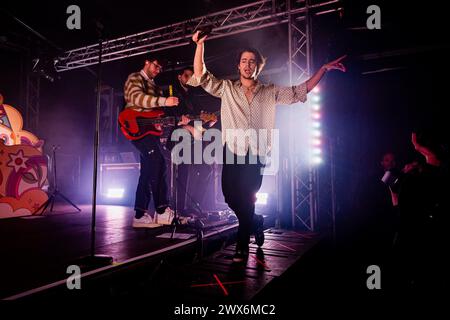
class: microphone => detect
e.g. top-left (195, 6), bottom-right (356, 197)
top-left (197, 26), bottom-right (212, 40)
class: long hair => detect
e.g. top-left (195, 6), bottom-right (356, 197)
top-left (236, 48), bottom-right (266, 78)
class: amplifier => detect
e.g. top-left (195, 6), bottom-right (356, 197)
top-left (99, 162), bottom-right (140, 205)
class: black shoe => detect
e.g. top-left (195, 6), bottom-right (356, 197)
top-left (254, 215), bottom-right (265, 247)
top-left (232, 250), bottom-right (249, 263)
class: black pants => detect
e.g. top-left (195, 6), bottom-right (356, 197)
top-left (175, 163), bottom-right (189, 213)
top-left (131, 135), bottom-right (169, 217)
top-left (221, 145), bottom-right (264, 251)
top-left (172, 141), bottom-right (194, 214)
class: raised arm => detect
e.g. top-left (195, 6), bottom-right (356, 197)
top-left (192, 31), bottom-right (206, 78)
top-left (187, 31), bottom-right (225, 98)
top-left (274, 55), bottom-right (346, 105)
top-left (412, 132), bottom-right (441, 167)
top-left (305, 55), bottom-right (347, 93)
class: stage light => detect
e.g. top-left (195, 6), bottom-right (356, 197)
top-left (100, 163), bottom-right (140, 205)
top-left (308, 90), bottom-right (323, 165)
top-left (106, 188), bottom-right (125, 198)
top-left (256, 192), bottom-right (268, 205)
top-left (311, 156), bottom-right (323, 165)
top-left (310, 125), bottom-right (323, 165)
top-left (312, 130), bottom-right (321, 137)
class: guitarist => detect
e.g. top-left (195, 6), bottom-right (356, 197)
top-left (124, 56), bottom-right (180, 228)
top-left (165, 67), bottom-right (218, 216)
top-left (162, 67), bottom-right (199, 147)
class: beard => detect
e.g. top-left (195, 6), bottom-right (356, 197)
top-left (240, 70), bottom-right (256, 80)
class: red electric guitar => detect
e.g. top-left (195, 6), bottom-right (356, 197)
top-left (118, 108), bottom-right (218, 141)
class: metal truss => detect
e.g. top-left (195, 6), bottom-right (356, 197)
top-left (25, 72), bottom-right (40, 132)
top-left (288, 0), bottom-right (313, 230)
top-left (291, 161), bottom-right (316, 231)
top-left (306, 137), bottom-right (336, 234)
top-left (54, 0), bottom-right (341, 72)
top-left (287, 0), bottom-right (341, 231)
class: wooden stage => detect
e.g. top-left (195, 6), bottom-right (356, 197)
top-left (0, 204), bottom-right (321, 302)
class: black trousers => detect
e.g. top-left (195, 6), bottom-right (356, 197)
top-left (221, 145), bottom-right (264, 251)
top-left (131, 135), bottom-right (169, 217)
top-left (175, 162), bottom-right (189, 213)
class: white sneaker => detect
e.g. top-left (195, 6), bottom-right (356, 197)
top-left (178, 216), bottom-right (192, 225)
top-left (132, 213), bottom-right (160, 228)
top-left (155, 207), bottom-right (175, 225)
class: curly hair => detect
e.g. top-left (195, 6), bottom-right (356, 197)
top-left (236, 48), bottom-right (267, 78)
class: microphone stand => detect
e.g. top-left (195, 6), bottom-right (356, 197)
top-left (74, 22), bottom-right (113, 268)
top-left (34, 145), bottom-right (81, 215)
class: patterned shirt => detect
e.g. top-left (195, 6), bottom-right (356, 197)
top-left (187, 69), bottom-right (308, 156)
top-left (124, 70), bottom-right (167, 110)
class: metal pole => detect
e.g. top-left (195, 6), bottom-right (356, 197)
top-left (73, 30), bottom-right (112, 268)
top-left (90, 38), bottom-right (103, 257)
top-left (275, 170), bottom-right (281, 229)
top-left (287, 0), bottom-right (297, 229)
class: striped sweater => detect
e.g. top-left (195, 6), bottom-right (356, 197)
top-left (124, 70), bottom-right (167, 110)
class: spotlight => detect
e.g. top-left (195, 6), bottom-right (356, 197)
top-left (256, 192), bottom-right (268, 205)
top-left (32, 56), bottom-right (60, 82)
top-left (312, 87), bottom-right (320, 93)
top-left (312, 112), bottom-right (321, 120)
top-left (312, 122), bottom-right (321, 128)
top-left (106, 188), bottom-right (125, 198)
top-left (312, 130), bottom-right (321, 137)
top-left (312, 104), bottom-right (320, 111)
top-left (313, 95), bottom-right (321, 102)
top-left (311, 156), bottom-right (323, 165)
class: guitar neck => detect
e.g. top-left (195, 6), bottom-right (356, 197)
top-left (137, 116), bottom-right (176, 125)
top-left (186, 110), bottom-right (220, 122)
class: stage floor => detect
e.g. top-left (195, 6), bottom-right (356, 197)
top-left (0, 204), bottom-right (320, 301)
top-left (0, 204), bottom-right (236, 299)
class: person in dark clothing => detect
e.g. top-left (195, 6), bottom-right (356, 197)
top-left (163, 67), bottom-right (217, 215)
top-left (351, 152), bottom-right (400, 279)
top-left (394, 132), bottom-right (449, 291)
